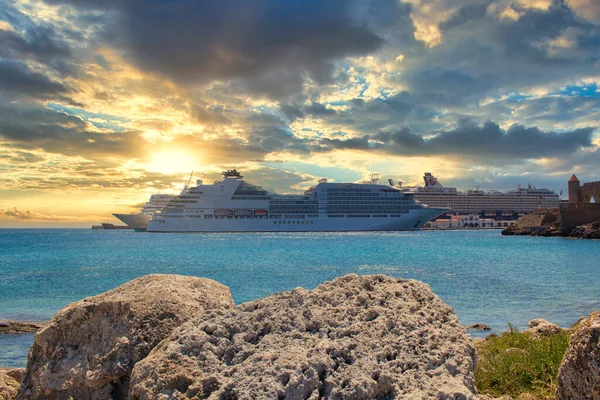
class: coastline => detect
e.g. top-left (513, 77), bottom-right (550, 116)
top-left (2, 274), bottom-right (597, 400)
top-left (501, 208), bottom-right (600, 239)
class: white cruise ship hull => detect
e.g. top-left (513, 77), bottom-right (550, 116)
top-left (147, 208), bottom-right (445, 233)
top-left (113, 213), bottom-right (152, 231)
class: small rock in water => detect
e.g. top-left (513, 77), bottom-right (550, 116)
top-left (0, 321), bottom-right (45, 334)
top-left (523, 318), bottom-right (562, 336)
top-left (466, 323), bottom-right (492, 331)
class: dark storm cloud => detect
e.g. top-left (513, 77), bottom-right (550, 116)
top-left (190, 103), bottom-right (231, 126)
top-left (246, 126), bottom-right (311, 154)
top-left (0, 101), bottom-right (147, 158)
top-left (318, 119), bottom-right (595, 159)
top-left (425, 120), bottom-right (593, 158)
top-left (279, 102), bottom-right (336, 121)
top-left (45, 0), bottom-right (384, 98)
top-left (0, 60), bottom-right (70, 98)
top-left (0, 27), bottom-right (71, 63)
top-left (439, 3), bottom-right (489, 31)
top-left (294, 92), bottom-right (439, 134)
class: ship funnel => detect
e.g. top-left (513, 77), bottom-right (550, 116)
top-left (318, 178), bottom-right (328, 184)
top-left (423, 172), bottom-right (442, 188)
top-left (196, 179), bottom-right (203, 185)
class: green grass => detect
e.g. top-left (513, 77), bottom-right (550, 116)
top-left (474, 324), bottom-right (570, 399)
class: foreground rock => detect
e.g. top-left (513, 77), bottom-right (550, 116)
top-left (18, 274), bottom-right (234, 400)
top-left (130, 274), bottom-right (477, 400)
top-left (0, 321), bottom-right (45, 334)
top-left (556, 311), bottom-right (600, 399)
top-left (0, 370), bottom-right (20, 400)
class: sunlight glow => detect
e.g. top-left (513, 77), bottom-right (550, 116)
top-left (147, 150), bottom-right (198, 174)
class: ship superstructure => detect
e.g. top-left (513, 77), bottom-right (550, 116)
top-left (412, 173), bottom-right (560, 217)
top-left (113, 193), bottom-right (176, 231)
top-left (147, 170), bottom-right (447, 232)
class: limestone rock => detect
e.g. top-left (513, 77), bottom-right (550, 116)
top-left (130, 274), bottom-right (477, 400)
top-left (501, 210), bottom-right (561, 237)
top-left (556, 311), bottom-right (600, 400)
top-left (522, 318), bottom-right (562, 336)
top-left (569, 222), bottom-right (600, 239)
top-left (0, 370), bottom-right (20, 400)
top-left (18, 274), bottom-right (234, 400)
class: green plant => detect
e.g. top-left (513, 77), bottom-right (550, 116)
top-left (474, 323), bottom-right (570, 399)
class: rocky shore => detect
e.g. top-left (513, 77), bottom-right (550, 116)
top-left (1, 274), bottom-right (598, 399)
top-left (501, 209), bottom-right (600, 238)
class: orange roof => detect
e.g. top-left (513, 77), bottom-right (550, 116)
top-left (569, 174), bottom-right (580, 182)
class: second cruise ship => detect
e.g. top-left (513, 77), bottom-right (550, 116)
top-left (147, 170), bottom-right (447, 232)
top-left (113, 194), bottom-right (176, 231)
top-left (412, 173), bottom-right (560, 217)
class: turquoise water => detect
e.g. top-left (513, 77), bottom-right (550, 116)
top-left (1, 228), bottom-right (599, 367)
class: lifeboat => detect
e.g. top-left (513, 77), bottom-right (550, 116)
top-left (214, 209), bottom-right (233, 218)
top-left (234, 209), bottom-right (252, 217)
top-left (254, 209), bottom-right (268, 218)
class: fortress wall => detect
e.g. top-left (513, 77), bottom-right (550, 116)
top-left (559, 203), bottom-right (600, 232)
top-left (581, 182), bottom-right (600, 203)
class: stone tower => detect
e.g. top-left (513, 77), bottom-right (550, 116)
top-left (568, 174), bottom-right (581, 203)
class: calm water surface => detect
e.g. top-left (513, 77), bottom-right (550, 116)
top-left (1, 228), bottom-right (599, 367)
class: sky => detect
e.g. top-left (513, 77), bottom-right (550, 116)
top-left (1, 0), bottom-right (599, 227)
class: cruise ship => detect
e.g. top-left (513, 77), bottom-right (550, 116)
top-left (146, 170), bottom-right (448, 232)
top-left (113, 194), bottom-right (176, 231)
top-left (412, 173), bottom-right (560, 217)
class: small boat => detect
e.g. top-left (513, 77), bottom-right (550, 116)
top-left (214, 209), bottom-right (233, 218)
top-left (234, 209), bottom-right (252, 218)
top-left (254, 210), bottom-right (268, 218)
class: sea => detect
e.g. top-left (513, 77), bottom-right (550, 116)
top-left (1, 228), bottom-right (599, 368)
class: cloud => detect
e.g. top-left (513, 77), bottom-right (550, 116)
top-left (190, 103), bottom-right (231, 126)
top-left (566, 0), bottom-right (600, 24)
top-left (0, 0), bottom-right (599, 220)
top-left (319, 119), bottom-right (595, 160)
top-left (0, 100), bottom-right (148, 159)
top-left (0, 26), bottom-right (73, 74)
top-left (391, 3), bottom-right (600, 111)
top-left (0, 59), bottom-right (70, 98)
top-left (0, 207), bottom-right (68, 220)
top-left (46, 0), bottom-right (384, 99)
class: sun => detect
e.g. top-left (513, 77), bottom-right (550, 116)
top-left (146, 149), bottom-right (198, 174)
